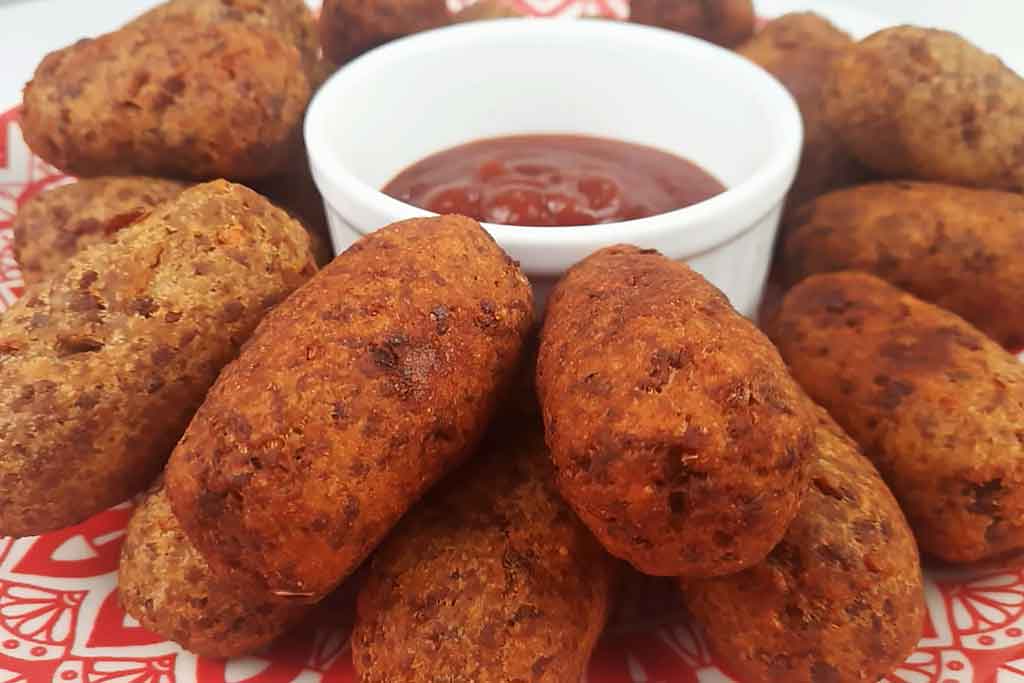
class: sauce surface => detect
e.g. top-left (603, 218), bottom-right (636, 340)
top-left (383, 134), bottom-right (725, 227)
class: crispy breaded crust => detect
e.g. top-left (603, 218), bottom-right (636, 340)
top-left (452, 0), bottom-right (527, 22)
top-left (249, 146), bottom-right (334, 268)
top-left (683, 405), bottom-right (925, 683)
top-left (629, 0), bottom-right (755, 48)
top-left (21, 3), bottom-right (312, 180)
top-left (737, 13), bottom-right (869, 214)
top-left (771, 272), bottom-right (1024, 562)
top-left (119, 486), bottom-right (308, 658)
top-left (781, 181), bottom-right (1024, 349)
top-left (0, 180), bottom-right (315, 537)
top-left (536, 246), bottom-right (813, 577)
top-left (823, 26), bottom-right (1024, 191)
top-left (13, 177), bottom-right (189, 285)
top-left (319, 0), bottom-right (450, 65)
top-left (165, 215), bottom-right (533, 603)
top-left (134, 0), bottom-right (320, 75)
top-left (353, 415), bottom-right (616, 683)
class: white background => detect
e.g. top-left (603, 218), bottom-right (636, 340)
top-left (1, 0), bottom-right (1022, 107)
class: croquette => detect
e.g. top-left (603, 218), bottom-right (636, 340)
top-left (629, 0), bottom-right (755, 48)
top-left (536, 246), bottom-right (814, 578)
top-left (824, 26), bottom-right (1024, 191)
top-left (352, 413), bottom-right (616, 683)
top-left (165, 215), bottom-right (533, 603)
top-left (453, 0), bottom-right (527, 21)
top-left (250, 146), bottom-right (334, 268)
top-left (134, 0), bottom-right (320, 75)
top-left (781, 181), bottom-right (1024, 350)
top-left (13, 177), bottom-right (189, 285)
top-left (771, 272), bottom-right (1024, 562)
top-left (119, 486), bottom-right (308, 658)
top-left (319, 0), bottom-right (451, 65)
top-left (0, 180), bottom-right (316, 537)
top-left (682, 405), bottom-right (925, 683)
top-left (737, 13), bottom-right (870, 214)
top-left (21, 0), bottom-right (313, 180)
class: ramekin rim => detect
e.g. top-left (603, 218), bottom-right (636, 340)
top-left (304, 19), bottom-right (804, 251)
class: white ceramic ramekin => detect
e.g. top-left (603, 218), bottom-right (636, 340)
top-left (305, 19), bottom-right (802, 316)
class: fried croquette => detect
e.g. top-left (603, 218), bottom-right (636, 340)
top-left (319, 0), bottom-right (451, 65)
top-left (21, 0), bottom-right (314, 180)
top-left (629, 0), bottom-right (755, 48)
top-left (13, 177), bottom-right (189, 285)
top-left (771, 272), bottom-right (1024, 563)
top-left (824, 26), bottom-right (1024, 191)
top-left (682, 405), bottom-right (925, 683)
top-left (453, 0), bottom-right (527, 21)
top-left (165, 215), bottom-right (533, 603)
top-left (134, 0), bottom-right (320, 75)
top-left (353, 414), bottom-right (616, 683)
top-left (250, 145), bottom-right (334, 268)
top-left (781, 181), bottom-right (1024, 350)
top-left (536, 246), bottom-right (814, 578)
top-left (737, 13), bottom-right (870, 213)
top-left (0, 180), bottom-right (316, 537)
top-left (119, 486), bottom-right (308, 658)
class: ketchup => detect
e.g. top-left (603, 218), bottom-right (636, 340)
top-left (382, 134), bottom-right (725, 227)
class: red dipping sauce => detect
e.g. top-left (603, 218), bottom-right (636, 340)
top-left (382, 134), bottom-right (726, 227)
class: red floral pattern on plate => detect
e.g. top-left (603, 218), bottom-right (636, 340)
top-left (3, 2), bottom-right (1024, 679)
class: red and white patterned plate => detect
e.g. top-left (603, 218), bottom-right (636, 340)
top-left (2, 2), bottom-right (1024, 681)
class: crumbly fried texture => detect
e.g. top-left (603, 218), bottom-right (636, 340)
top-left (21, 1), bottom-right (313, 180)
top-left (452, 0), bottom-right (527, 21)
top-left (134, 0), bottom-right (320, 75)
top-left (352, 416), bottom-right (616, 683)
top-left (737, 13), bottom-right (870, 215)
top-left (13, 177), bottom-right (189, 285)
top-left (781, 181), bottom-right (1024, 350)
top-left (119, 486), bottom-right (308, 658)
top-left (771, 272), bottom-right (1024, 562)
top-left (248, 53), bottom-right (336, 263)
top-left (319, 0), bottom-right (451, 65)
top-left (165, 215), bottom-right (533, 603)
top-left (823, 26), bottom-right (1024, 191)
top-left (309, 55), bottom-right (342, 90)
top-left (536, 246), bottom-right (814, 578)
top-left (299, 224), bottom-right (333, 269)
top-left (629, 0), bottom-right (754, 48)
top-left (0, 180), bottom-right (315, 537)
top-left (683, 405), bottom-right (925, 683)
top-left (250, 147), bottom-right (334, 268)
